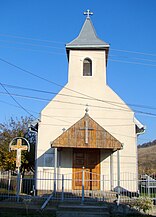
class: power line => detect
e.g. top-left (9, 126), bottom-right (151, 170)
top-left (1, 33), bottom-right (156, 66)
top-left (1, 42), bottom-right (156, 69)
top-left (1, 38), bottom-right (156, 64)
top-left (111, 48), bottom-right (156, 57)
top-left (2, 82), bottom-right (156, 111)
top-left (0, 57), bottom-right (65, 87)
top-left (0, 99), bottom-right (138, 129)
top-left (0, 82), bottom-right (36, 119)
top-left (1, 91), bottom-right (156, 117)
top-left (1, 56), bottom-right (156, 115)
top-left (0, 33), bottom-right (156, 57)
top-left (0, 91), bottom-right (130, 111)
top-left (109, 58), bottom-right (156, 68)
top-left (1, 41), bottom-right (156, 66)
top-left (0, 98), bottom-right (151, 143)
top-left (0, 44), bottom-right (65, 56)
top-left (0, 39), bottom-right (64, 50)
top-left (0, 33), bottom-right (65, 44)
top-left (0, 57), bottom-right (133, 112)
top-left (0, 57), bottom-right (156, 122)
top-left (0, 99), bottom-right (148, 141)
top-left (0, 99), bottom-right (134, 120)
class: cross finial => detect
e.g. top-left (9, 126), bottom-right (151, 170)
top-left (84, 9), bottom-right (93, 19)
top-left (85, 104), bottom-right (89, 115)
top-left (62, 128), bottom-right (66, 132)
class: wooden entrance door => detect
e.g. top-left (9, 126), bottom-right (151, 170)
top-left (73, 149), bottom-right (100, 190)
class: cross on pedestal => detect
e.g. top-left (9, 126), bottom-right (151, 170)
top-left (9, 138), bottom-right (30, 168)
top-left (84, 9), bottom-right (93, 19)
top-left (9, 137), bottom-right (30, 201)
top-left (80, 108), bottom-right (94, 144)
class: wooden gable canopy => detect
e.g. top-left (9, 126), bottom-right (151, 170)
top-left (51, 113), bottom-right (123, 150)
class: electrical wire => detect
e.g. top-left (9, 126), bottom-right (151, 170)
top-left (1, 39), bottom-right (156, 64)
top-left (0, 99), bottom-right (151, 143)
top-left (0, 39), bottom-right (64, 50)
top-left (109, 58), bottom-right (156, 67)
top-left (0, 82), bottom-right (36, 119)
top-left (0, 33), bottom-right (65, 44)
top-left (0, 56), bottom-right (132, 112)
top-left (0, 33), bottom-right (156, 57)
top-left (1, 82), bottom-right (156, 111)
top-left (0, 42), bottom-right (156, 67)
top-left (0, 91), bottom-right (156, 117)
top-left (0, 33), bottom-right (156, 66)
top-left (0, 98), bottom-right (134, 120)
top-left (110, 48), bottom-right (156, 57)
top-left (1, 56), bottom-right (156, 117)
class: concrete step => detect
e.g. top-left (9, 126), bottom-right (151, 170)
top-left (56, 204), bottom-right (110, 217)
top-left (56, 211), bottom-right (109, 217)
top-left (48, 190), bottom-right (128, 202)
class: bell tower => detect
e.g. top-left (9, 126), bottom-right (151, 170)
top-left (66, 10), bottom-right (109, 86)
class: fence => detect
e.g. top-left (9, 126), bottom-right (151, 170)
top-left (0, 171), bottom-right (156, 204)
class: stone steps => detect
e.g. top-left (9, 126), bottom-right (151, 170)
top-left (47, 191), bottom-right (129, 203)
top-left (56, 204), bottom-right (110, 217)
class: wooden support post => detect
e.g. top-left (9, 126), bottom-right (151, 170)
top-left (54, 148), bottom-right (57, 195)
top-left (61, 174), bottom-right (64, 201)
top-left (110, 153), bottom-right (114, 191)
top-left (117, 150), bottom-right (120, 206)
top-left (82, 167), bottom-right (85, 204)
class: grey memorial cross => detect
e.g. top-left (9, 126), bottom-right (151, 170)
top-left (9, 137), bottom-right (30, 168)
top-left (84, 9), bottom-right (93, 18)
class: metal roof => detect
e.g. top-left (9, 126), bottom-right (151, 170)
top-left (66, 17), bottom-right (109, 49)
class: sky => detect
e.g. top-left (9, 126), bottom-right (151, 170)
top-left (0, 0), bottom-right (156, 145)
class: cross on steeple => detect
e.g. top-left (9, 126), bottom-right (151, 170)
top-left (84, 9), bottom-right (93, 19)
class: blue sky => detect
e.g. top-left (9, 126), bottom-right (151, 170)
top-left (0, 0), bottom-right (156, 144)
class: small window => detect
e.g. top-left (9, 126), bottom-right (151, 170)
top-left (83, 58), bottom-right (92, 76)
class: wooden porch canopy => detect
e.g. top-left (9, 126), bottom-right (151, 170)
top-left (51, 113), bottom-right (123, 150)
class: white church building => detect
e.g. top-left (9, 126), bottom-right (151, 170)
top-left (36, 11), bottom-right (145, 194)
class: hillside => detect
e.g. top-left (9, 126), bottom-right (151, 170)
top-left (138, 140), bottom-right (156, 174)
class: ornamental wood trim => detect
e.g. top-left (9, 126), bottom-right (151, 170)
top-left (51, 114), bottom-right (122, 150)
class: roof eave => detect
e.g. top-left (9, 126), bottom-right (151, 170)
top-left (134, 117), bottom-right (146, 135)
top-left (66, 44), bottom-right (110, 49)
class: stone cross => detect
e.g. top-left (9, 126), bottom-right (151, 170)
top-left (84, 9), bottom-right (93, 18)
top-left (9, 138), bottom-right (30, 168)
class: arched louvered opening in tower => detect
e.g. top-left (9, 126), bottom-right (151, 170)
top-left (83, 58), bottom-right (92, 76)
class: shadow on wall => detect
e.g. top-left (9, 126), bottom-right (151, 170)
top-left (37, 148), bottom-right (55, 168)
top-left (37, 148), bottom-right (113, 169)
top-left (114, 186), bottom-right (139, 198)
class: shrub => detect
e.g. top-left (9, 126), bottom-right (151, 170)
top-left (129, 197), bottom-right (153, 213)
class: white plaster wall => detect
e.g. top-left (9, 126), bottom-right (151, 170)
top-left (36, 49), bottom-right (138, 192)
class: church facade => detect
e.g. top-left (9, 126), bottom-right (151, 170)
top-left (36, 11), bottom-right (145, 193)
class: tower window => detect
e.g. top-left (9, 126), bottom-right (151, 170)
top-left (83, 58), bottom-right (92, 76)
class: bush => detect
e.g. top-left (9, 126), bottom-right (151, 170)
top-left (129, 197), bottom-right (153, 213)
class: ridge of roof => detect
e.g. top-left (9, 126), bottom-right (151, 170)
top-left (66, 17), bottom-right (109, 49)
